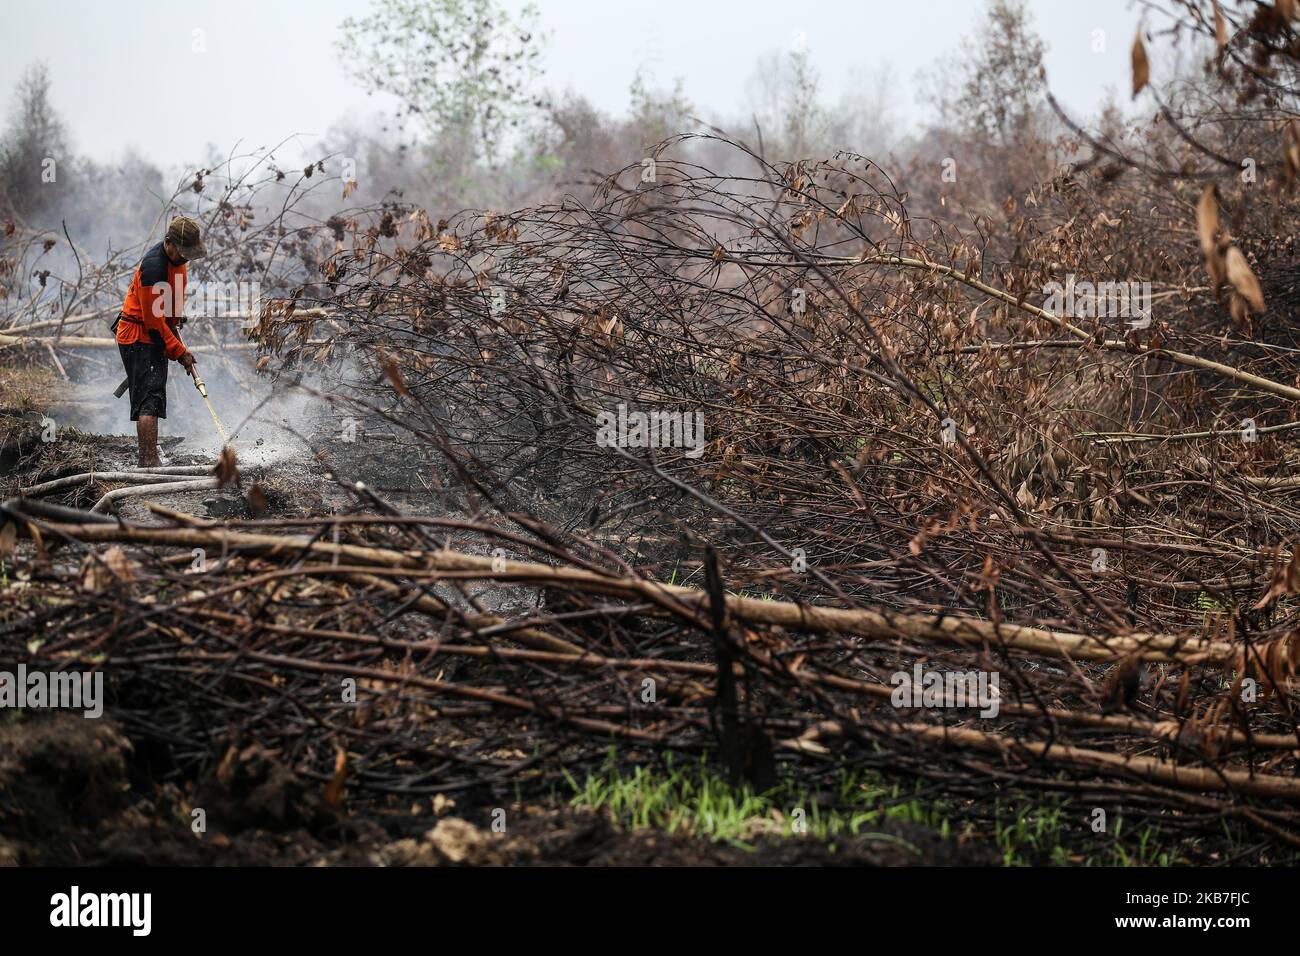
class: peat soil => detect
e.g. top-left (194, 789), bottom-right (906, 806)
top-left (0, 371), bottom-right (993, 867)
top-left (0, 711), bottom-right (994, 866)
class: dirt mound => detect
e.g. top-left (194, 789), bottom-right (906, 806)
top-left (0, 714), bottom-right (379, 866)
top-left (0, 713), bottom-right (133, 863)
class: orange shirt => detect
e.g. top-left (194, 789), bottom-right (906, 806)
top-left (117, 240), bottom-right (187, 360)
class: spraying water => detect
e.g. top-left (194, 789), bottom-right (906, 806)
top-left (190, 374), bottom-right (231, 446)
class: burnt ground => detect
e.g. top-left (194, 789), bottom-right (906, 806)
top-left (0, 711), bottom-right (995, 867)
top-left (0, 361), bottom-right (999, 867)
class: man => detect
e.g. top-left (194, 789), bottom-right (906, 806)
top-left (115, 216), bottom-right (205, 467)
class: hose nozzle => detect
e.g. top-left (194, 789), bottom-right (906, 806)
top-left (193, 375), bottom-right (208, 398)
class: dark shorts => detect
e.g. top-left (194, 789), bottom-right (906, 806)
top-left (119, 333), bottom-right (168, 421)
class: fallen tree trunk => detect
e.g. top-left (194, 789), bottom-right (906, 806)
top-left (0, 508), bottom-right (1265, 668)
top-left (905, 722), bottom-right (1300, 803)
top-left (0, 334), bottom-right (261, 352)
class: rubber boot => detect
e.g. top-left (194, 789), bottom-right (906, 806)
top-left (137, 415), bottom-right (161, 468)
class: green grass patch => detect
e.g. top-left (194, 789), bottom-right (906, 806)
top-left (564, 753), bottom-right (920, 850)
top-left (562, 752), bottom-right (1280, 865)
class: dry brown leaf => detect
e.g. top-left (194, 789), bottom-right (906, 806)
top-left (1100, 655), bottom-right (1142, 712)
top-left (79, 554), bottom-right (106, 593)
top-left (1213, 0), bottom-right (1228, 53)
top-left (1224, 245), bottom-right (1265, 313)
top-left (0, 521), bottom-right (15, 558)
top-left (103, 546), bottom-right (133, 583)
top-left (378, 349), bottom-right (410, 396)
top-left (1229, 291), bottom-right (1250, 328)
top-left (1254, 547), bottom-right (1300, 608)
top-left (214, 446), bottom-right (240, 488)
top-left (324, 748), bottom-right (348, 807)
top-left (1131, 28), bottom-right (1150, 98)
top-left (215, 743), bottom-right (239, 788)
top-left (27, 522), bottom-right (43, 563)
top-left (1196, 184), bottom-right (1224, 288)
top-left (1285, 120), bottom-right (1300, 187)
top-left (246, 483), bottom-right (269, 517)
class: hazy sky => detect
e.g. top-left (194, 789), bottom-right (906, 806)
top-left (0, 0), bottom-right (1140, 171)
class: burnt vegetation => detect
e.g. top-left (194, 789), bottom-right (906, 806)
top-left (5, 0), bottom-right (1300, 865)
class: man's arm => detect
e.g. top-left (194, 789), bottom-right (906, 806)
top-left (140, 278), bottom-right (188, 361)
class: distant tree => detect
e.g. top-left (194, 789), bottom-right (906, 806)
top-left (912, 0), bottom-right (1056, 221)
top-left (825, 64), bottom-right (898, 160)
top-left (336, 0), bottom-right (546, 166)
top-left (938, 0), bottom-right (1048, 148)
top-left (747, 43), bottom-right (828, 159)
top-left (530, 73), bottom-right (695, 199)
top-left (0, 63), bottom-right (70, 223)
top-left (627, 70), bottom-right (694, 149)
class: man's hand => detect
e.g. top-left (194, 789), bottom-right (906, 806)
top-left (178, 351), bottom-right (197, 377)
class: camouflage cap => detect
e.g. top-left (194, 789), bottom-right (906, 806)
top-left (165, 215), bottom-right (207, 261)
